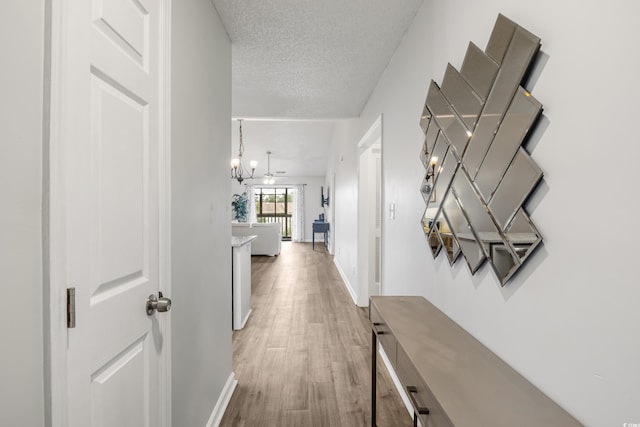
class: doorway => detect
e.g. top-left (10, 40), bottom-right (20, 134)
top-left (357, 116), bottom-right (382, 306)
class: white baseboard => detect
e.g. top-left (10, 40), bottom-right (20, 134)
top-left (379, 347), bottom-right (415, 422)
top-left (205, 372), bottom-right (238, 427)
top-left (333, 258), bottom-right (357, 305)
top-left (240, 309), bottom-right (252, 329)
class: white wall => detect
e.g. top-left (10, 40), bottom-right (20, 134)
top-left (171, 0), bottom-right (233, 425)
top-left (0, 1), bottom-right (45, 426)
top-left (326, 119), bottom-right (360, 298)
top-left (232, 176), bottom-right (326, 241)
top-left (339, 1), bottom-right (640, 425)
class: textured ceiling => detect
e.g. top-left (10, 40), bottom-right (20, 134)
top-left (213, 0), bottom-right (424, 118)
top-left (212, 0), bottom-right (424, 176)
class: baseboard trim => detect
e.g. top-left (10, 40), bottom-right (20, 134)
top-left (240, 309), bottom-right (252, 329)
top-left (333, 258), bottom-right (357, 305)
top-left (205, 372), bottom-right (238, 427)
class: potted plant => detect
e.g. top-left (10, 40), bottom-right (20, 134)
top-left (231, 193), bottom-right (249, 222)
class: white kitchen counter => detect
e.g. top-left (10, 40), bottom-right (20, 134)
top-left (232, 234), bottom-right (257, 247)
top-left (231, 235), bottom-right (257, 330)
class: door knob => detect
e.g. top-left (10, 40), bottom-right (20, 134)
top-left (146, 292), bottom-right (172, 315)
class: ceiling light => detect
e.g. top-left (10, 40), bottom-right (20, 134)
top-left (263, 151), bottom-right (275, 185)
top-left (230, 119), bottom-right (257, 184)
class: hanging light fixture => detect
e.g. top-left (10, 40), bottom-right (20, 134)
top-left (263, 151), bottom-right (275, 185)
top-left (230, 119), bottom-right (257, 184)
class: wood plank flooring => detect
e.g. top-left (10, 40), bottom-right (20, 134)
top-left (220, 242), bottom-right (413, 427)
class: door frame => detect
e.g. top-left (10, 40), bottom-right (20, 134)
top-left (357, 115), bottom-right (383, 307)
top-left (45, 1), bottom-right (172, 425)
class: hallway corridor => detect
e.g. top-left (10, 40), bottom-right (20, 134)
top-left (220, 242), bottom-right (412, 426)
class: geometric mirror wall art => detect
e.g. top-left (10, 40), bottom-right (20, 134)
top-left (419, 14), bottom-right (544, 285)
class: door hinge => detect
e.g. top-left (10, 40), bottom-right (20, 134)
top-left (67, 287), bottom-right (76, 328)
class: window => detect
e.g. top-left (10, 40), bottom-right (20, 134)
top-left (254, 187), bottom-right (293, 240)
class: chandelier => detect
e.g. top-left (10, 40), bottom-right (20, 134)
top-left (263, 151), bottom-right (275, 184)
top-left (230, 119), bottom-right (257, 184)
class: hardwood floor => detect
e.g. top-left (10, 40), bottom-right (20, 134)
top-left (220, 242), bottom-right (413, 427)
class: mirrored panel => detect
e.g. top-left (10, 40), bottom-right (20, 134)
top-left (420, 174), bottom-right (435, 204)
top-left (441, 63), bottom-right (484, 130)
top-left (504, 208), bottom-right (542, 261)
top-left (474, 87), bottom-right (542, 202)
top-left (421, 136), bottom-right (446, 204)
top-left (419, 137), bottom-right (429, 167)
top-left (485, 14), bottom-right (516, 64)
top-left (420, 117), bottom-right (438, 168)
top-left (422, 195), bottom-right (440, 236)
top-left (423, 118), bottom-right (440, 164)
top-left (420, 106), bottom-right (432, 134)
top-left (436, 211), bottom-right (461, 265)
top-left (451, 171), bottom-right (501, 258)
top-left (488, 148), bottom-right (542, 230)
top-left (422, 205), bottom-right (438, 244)
top-left (422, 142), bottom-right (458, 216)
top-left (428, 133), bottom-right (449, 178)
top-left (432, 149), bottom-right (459, 205)
top-left (427, 224), bottom-right (442, 258)
top-left (488, 241), bottom-right (519, 285)
top-left (419, 141), bottom-right (428, 166)
top-left (426, 81), bottom-right (472, 159)
top-left (488, 208), bottom-right (543, 285)
top-left (460, 42), bottom-right (499, 101)
top-left (442, 191), bottom-right (485, 273)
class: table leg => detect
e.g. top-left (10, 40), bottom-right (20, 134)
top-left (371, 328), bottom-right (377, 427)
top-left (312, 232), bottom-right (315, 250)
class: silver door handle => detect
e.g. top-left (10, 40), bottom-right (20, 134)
top-left (146, 292), bottom-right (172, 315)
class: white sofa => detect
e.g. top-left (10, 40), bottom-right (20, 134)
top-left (231, 223), bottom-right (282, 256)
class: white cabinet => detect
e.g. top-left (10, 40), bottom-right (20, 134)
top-left (232, 235), bottom-right (256, 330)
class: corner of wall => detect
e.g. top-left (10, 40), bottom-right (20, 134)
top-left (170, 0), bottom-right (233, 425)
top-left (0, 2), bottom-right (46, 426)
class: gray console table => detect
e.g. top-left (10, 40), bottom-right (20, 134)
top-left (370, 296), bottom-right (582, 427)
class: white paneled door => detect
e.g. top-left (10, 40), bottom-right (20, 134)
top-left (54, 0), bottom-right (169, 426)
